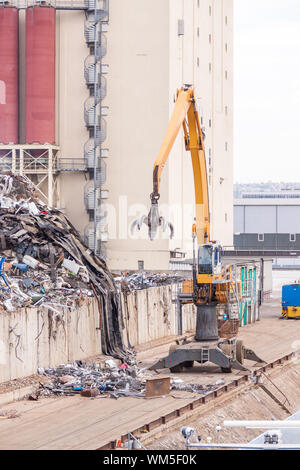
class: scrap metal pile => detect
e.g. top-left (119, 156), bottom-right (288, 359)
top-left (37, 360), bottom-right (221, 399)
top-left (115, 272), bottom-right (184, 291)
top-left (37, 360), bottom-right (152, 399)
top-left (0, 173), bottom-right (129, 360)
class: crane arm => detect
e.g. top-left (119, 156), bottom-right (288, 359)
top-left (152, 88), bottom-right (192, 197)
top-left (152, 86), bottom-right (210, 245)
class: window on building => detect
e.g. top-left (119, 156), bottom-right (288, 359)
top-left (225, 213), bottom-right (228, 222)
top-left (258, 234), bottom-right (264, 242)
top-left (197, 57), bottom-right (200, 67)
top-left (225, 16), bottom-right (228, 25)
top-left (225, 105), bottom-right (228, 115)
top-left (290, 234), bottom-right (296, 242)
top-left (225, 42), bottom-right (228, 53)
top-left (209, 5), bottom-right (212, 16)
top-left (197, 27), bottom-right (200, 37)
top-left (225, 142), bottom-right (228, 151)
top-left (138, 260), bottom-right (144, 270)
top-left (178, 19), bottom-right (184, 36)
top-left (225, 70), bottom-right (228, 80)
top-left (209, 119), bottom-right (212, 127)
top-left (209, 62), bottom-right (212, 73)
top-left (209, 34), bottom-right (212, 44)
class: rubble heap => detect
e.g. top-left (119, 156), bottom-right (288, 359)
top-left (0, 174), bottom-right (129, 360)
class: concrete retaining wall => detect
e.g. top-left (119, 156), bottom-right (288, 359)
top-left (0, 298), bottom-right (101, 382)
top-left (121, 285), bottom-right (196, 347)
top-left (0, 285), bottom-right (196, 382)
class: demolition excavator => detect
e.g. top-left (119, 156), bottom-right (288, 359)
top-left (132, 85), bottom-right (264, 373)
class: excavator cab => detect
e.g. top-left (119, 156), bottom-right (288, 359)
top-left (198, 243), bottom-right (222, 275)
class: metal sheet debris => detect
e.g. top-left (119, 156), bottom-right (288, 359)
top-left (170, 380), bottom-right (222, 395)
top-left (115, 272), bottom-right (184, 291)
top-left (0, 174), bottom-right (130, 360)
top-left (36, 360), bottom-right (222, 400)
top-left (145, 376), bottom-right (170, 397)
top-left (37, 360), bottom-right (155, 399)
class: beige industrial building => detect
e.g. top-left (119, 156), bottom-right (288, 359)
top-left (105, 0), bottom-right (234, 270)
top-left (1, 0), bottom-right (233, 271)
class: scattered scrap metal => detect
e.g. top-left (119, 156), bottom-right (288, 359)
top-left (115, 272), bottom-right (184, 291)
top-left (37, 360), bottom-right (154, 399)
top-left (0, 173), bottom-right (130, 360)
top-left (36, 360), bottom-right (223, 400)
top-left (170, 377), bottom-right (224, 395)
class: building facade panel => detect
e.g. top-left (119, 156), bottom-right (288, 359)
top-left (277, 205), bottom-right (300, 234)
top-left (244, 205), bottom-right (277, 233)
top-left (234, 196), bottom-right (300, 267)
top-left (234, 205), bottom-right (244, 234)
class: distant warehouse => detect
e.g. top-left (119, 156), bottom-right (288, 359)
top-left (234, 192), bottom-right (300, 268)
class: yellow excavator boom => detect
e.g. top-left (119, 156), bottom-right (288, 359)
top-left (151, 86), bottom-right (210, 245)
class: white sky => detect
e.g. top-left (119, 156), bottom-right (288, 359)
top-left (234, 0), bottom-right (300, 183)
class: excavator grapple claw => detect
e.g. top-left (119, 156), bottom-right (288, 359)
top-left (131, 198), bottom-right (174, 240)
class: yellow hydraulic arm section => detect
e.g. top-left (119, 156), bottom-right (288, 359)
top-left (151, 86), bottom-right (210, 245)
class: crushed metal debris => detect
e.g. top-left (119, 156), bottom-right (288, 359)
top-left (36, 360), bottom-right (221, 400)
top-left (0, 173), bottom-right (130, 360)
top-left (37, 360), bottom-right (154, 399)
top-left (170, 378), bottom-right (221, 395)
top-left (115, 272), bottom-right (184, 291)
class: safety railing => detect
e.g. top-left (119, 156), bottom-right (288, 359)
top-left (22, 152), bottom-right (57, 172)
top-left (0, 155), bottom-right (14, 172)
top-left (56, 158), bottom-right (88, 172)
top-left (7, 0), bottom-right (89, 10)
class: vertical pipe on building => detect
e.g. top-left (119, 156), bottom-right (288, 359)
top-left (48, 146), bottom-right (53, 207)
top-left (25, 6), bottom-right (55, 144)
top-left (12, 148), bottom-right (16, 173)
top-left (0, 6), bottom-right (19, 145)
top-left (93, 1), bottom-right (99, 254)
